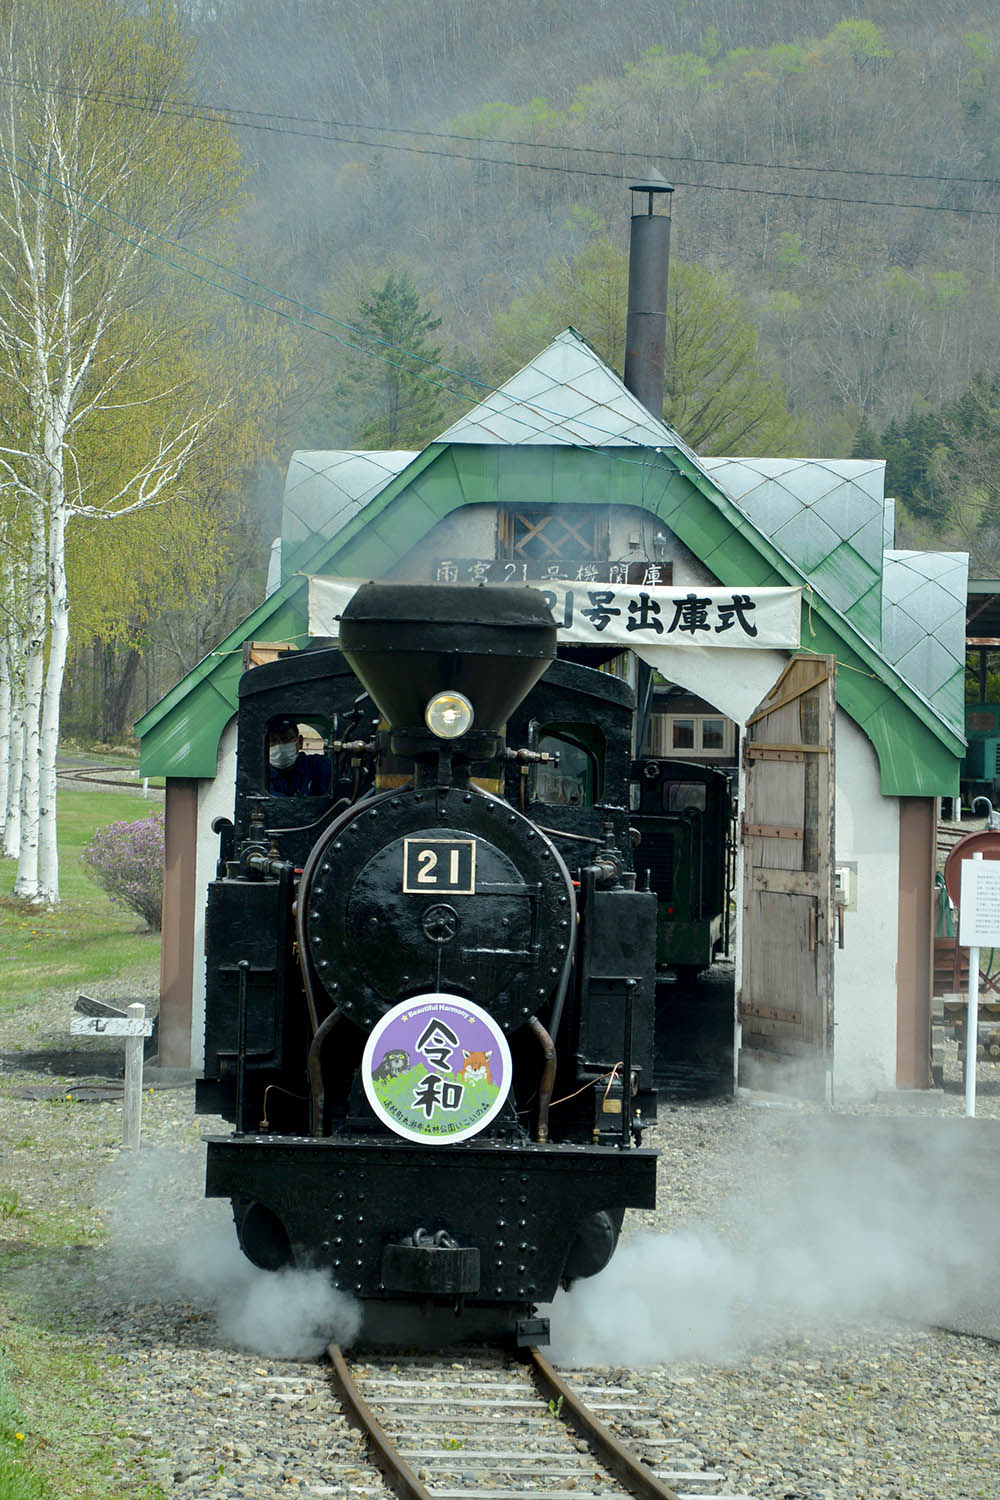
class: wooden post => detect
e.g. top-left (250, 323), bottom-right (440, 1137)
top-left (70, 1001), bottom-right (153, 1148)
top-left (122, 1002), bottom-right (146, 1150)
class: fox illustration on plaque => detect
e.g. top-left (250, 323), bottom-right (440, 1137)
top-left (458, 1050), bottom-right (493, 1085)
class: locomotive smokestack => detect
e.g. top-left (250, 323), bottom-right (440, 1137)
top-left (338, 583), bottom-right (556, 759)
top-left (623, 173), bottom-right (674, 421)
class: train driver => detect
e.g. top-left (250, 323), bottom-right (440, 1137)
top-left (268, 716), bottom-right (332, 797)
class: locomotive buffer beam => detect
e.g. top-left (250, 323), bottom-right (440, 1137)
top-left (381, 1228), bottom-right (479, 1297)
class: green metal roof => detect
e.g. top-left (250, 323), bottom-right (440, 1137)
top-left (699, 456), bottom-right (886, 643)
top-left (136, 438), bottom-right (963, 795)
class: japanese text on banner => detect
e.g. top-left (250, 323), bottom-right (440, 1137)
top-left (308, 576), bottom-right (802, 651)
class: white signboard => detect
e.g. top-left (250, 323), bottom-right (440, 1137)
top-left (958, 857), bottom-right (1000, 948)
top-left (70, 1016), bottom-right (154, 1037)
top-left (308, 576), bottom-right (802, 652)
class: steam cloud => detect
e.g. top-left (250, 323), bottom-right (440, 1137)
top-left (549, 1112), bottom-right (1000, 1366)
top-left (173, 1225), bottom-right (363, 1357)
top-left (100, 1146), bottom-right (361, 1358)
top-left (98, 1112), bottom-right (1000, 1367)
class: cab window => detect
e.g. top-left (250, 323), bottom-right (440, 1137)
top-left (664, 781), bottom-right (707, 813)
top-left (264, 715), bottom-right (332, 796)
top-left (533, 724), bottom-right (603, 806)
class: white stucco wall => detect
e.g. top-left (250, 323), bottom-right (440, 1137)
top-left (190, 718), bottom-right (238, 1069)
top-left (382, 504), bottom-right (718, 588)
top-left (832, 712), bottom-right (901, 1100)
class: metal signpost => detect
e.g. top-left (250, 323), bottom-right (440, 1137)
top-left (958, 852), bottom-right (1000, 1117)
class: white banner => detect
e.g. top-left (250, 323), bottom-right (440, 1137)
top-left (309, 577), bottom-right (801, 651)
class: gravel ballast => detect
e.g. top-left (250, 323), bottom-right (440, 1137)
top-left (2, 968), bottom-right (1000, 1500)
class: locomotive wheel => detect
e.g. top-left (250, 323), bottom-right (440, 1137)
top-left (561, 1208), bottom-right (623, 1284)
top-left (232, 1196), bottom-right (294, 1271)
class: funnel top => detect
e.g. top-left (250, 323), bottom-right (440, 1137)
top-left (340, 581), bottom-right (555, 640)
top-left (338, 583), bottom-right (556, 741)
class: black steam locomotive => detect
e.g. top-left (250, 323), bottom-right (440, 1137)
top-left (197, 584), bottom-right (659, 1346)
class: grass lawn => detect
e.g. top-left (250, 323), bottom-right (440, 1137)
top-left (0, 789), bottom-right (163, 1013)
top-left (0, 784), bottom-right (168, 1497)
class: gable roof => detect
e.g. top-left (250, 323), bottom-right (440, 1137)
top-left (438, 326), bottom-right (695, 449)
top-left (882, 549), bottom-right (968, 730)
top-left (699, 456), bottom-right (886, 640)
top-left (136, 330), bottom-right (965, 795)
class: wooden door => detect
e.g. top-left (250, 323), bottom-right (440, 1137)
top-left (739, 655), bottom-right (836, 1098)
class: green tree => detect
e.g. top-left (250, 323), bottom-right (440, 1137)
top-left (860, 373), bottom-right (1000, 565)
top-left (932, 373), bottom-right (1000, 569)
top-left (0, 0), bottom-right (247, 902)
top-left (61, 289), bottom-right (299, 744)
top-left (877, 413), bottom-right (950, 522)
top-left (296, 268), bottom-right (466, 452)
top-left (665, 262), bottom-right (798, 454)
top-left (850, 416), bottom-right (879, 460)
top-left (351, 272), bottom-right (449, 448)
top-left (486, 239), bottom-right (798, 455)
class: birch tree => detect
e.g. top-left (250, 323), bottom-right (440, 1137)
top-left (0, 467), bottom-right (28, 857)
top-left (0, 0), bottom-right (244, 902)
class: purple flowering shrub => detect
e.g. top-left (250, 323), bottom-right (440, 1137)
top-left (82, 814), bottom-right (165, 931)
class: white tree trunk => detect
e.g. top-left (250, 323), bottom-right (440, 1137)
top-left (2, 711), bottom-right (23, 860)
top-left (1, 575), bottom-right (24, 858)
top-left (1, 485), bottom-right (26, 855)
top-left (0, 0), bottom-right (241, 905)
top-left (0, 644), bottom-right (10, 846)
top-left (38, 497), bottom-right (69, 901)
top-left (13, 503), bottom-right (47, 899)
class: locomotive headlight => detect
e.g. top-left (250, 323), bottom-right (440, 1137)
top-left (425, 691), bottom-right (474, 739)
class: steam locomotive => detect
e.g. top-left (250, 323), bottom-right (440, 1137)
top-left (197, 583), bottom-right (659, 1346)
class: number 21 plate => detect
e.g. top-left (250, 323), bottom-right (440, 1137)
top-left (402, 837), bottom-right (476, 894)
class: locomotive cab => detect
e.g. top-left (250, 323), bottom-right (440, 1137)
top-left (199, 584), bottom-right (658, 1347)
top-left (629, 758), bottom-right (733, 983)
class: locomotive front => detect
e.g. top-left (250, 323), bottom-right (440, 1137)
top-left (199, 583), bottom-right (658, 1346)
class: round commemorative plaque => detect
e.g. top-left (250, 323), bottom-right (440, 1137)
top-left (361, 993), bottom-right (512, 1144)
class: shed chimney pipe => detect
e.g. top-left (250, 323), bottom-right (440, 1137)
top-left (624, 175), bottom-right (674, 421)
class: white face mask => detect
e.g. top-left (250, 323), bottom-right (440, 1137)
top-left (269, 741), bottom-right (298, 770)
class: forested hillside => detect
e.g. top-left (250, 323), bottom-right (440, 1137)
top-left (181, 3), bottom-right (1000, 439)
top-left (48, 2), bottom-right (1000, 733)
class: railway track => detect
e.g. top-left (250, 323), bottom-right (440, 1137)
top-left (327, 1343), bottom-right (753, 1500)
top-left (56, 762), bottom-right (158, 792)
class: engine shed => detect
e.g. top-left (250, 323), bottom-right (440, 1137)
top-left (136, 327), bottom-right (965, 1103)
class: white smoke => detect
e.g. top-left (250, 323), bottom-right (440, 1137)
top-left (173, 1224), bottom-right (363, 1357)
top-left (97, 1111), bottom-right (1000, 1367)
top-left (100, 1146), bottom-right (361, 1358)
top-left (549, 1113), bottom-right (1000, 1366)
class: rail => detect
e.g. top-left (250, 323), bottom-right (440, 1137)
top-left (326, 1341), bottom-right (748, 1499)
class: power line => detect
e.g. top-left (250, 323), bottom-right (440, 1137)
top-left (2, 153), bottom-right (695, 465)
top-left (5, 74), bottom-right (999, 191)
top-left (1, 73), bottom-right (998, 216)
top-left (2, 147), bottom-right (495, 398)
top-left (172, 106), bottom-right (1000, 191)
